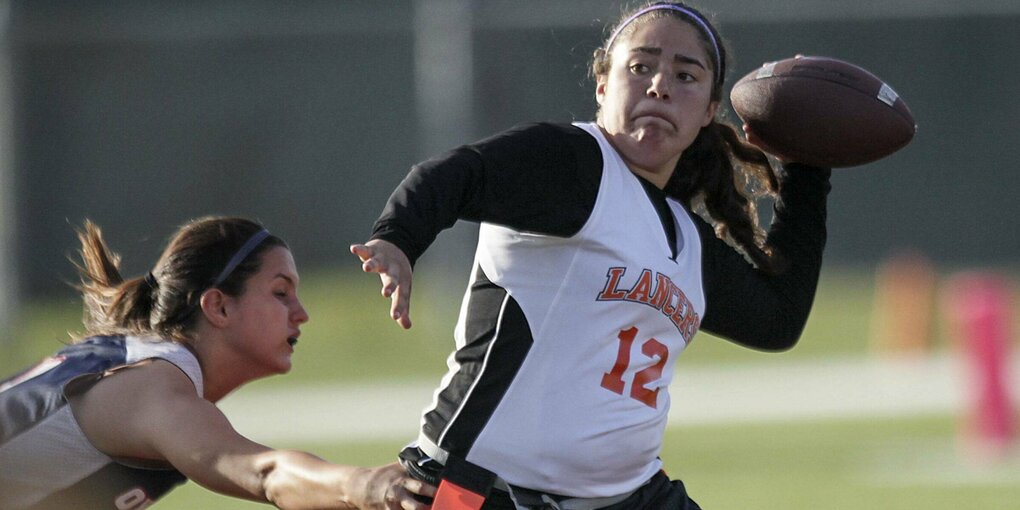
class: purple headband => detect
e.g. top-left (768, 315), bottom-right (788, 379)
top-left (212, 229), bottom-right (271, 287)
top-left (605, 4), bottom-right (722, 84)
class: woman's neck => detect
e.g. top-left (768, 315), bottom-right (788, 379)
top-left (596, 123), bottom-right (676, 189)
top-left (187, 332), bottom-right (256, 403)
top-left (626, 163), bottom-right (671, 189)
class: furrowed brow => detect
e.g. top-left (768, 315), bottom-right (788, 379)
top-left (674, 53), bottom-right (707, 69)
top-left (631, 46), bottom-right (706, 70)
top-left (631, 46), bottom-right (662, 56)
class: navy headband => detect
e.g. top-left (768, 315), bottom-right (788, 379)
top-left (605, 4), bottom-right (722, 84)
top-left (212, 229), bottom-right (271, 287)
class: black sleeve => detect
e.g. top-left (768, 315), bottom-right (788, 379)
top-left (698, 163), bottom-right (832, 351)
top-left (370, 122), bottom-right (603, 266)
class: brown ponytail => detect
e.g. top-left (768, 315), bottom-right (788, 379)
top-left (666, 120), bottom-right (781, 273)
top-left (74, 221), bottom-right (158, 337)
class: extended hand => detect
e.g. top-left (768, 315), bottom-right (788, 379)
top-left (350, 239), bottom-right (414, 329)
top-left (353, 462), bottom-right (436, 510)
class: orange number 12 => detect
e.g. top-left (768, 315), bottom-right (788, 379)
top-left (600, 326), bottom-right (669, 409)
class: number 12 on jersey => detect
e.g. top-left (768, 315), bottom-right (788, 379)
top-left (600, 326), bottom-right (669, 409)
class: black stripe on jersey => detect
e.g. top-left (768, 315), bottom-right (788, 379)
top-left (422, 265), bottom-right (534, 458)
top-left (635, 174), bottom-right (680, 261)
top-left (0, 336), bottom-right (127, 445)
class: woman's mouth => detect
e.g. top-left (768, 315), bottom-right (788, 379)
top-left (287, 337), bottom-right (298, 347)
top-left (634, 114), bottom-right (674, 130)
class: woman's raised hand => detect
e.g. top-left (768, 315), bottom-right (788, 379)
top-left (350, 239), bottom-right (414, 329)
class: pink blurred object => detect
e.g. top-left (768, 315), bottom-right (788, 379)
top-left (947, 272), bottom-right (1015, 458)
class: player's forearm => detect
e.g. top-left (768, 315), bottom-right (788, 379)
top-left (763, 163), bottom-right (832, 340)
top-left (371, 146), bottom-right (485, 266)
top-left (767, 163), bottom-right (831, 264)
top-left (751, 163), bottom-right (831, 348)
top-left (699, 163), bottom-right (831, 350)
top-left (255, 450), bottom-right (362, 509)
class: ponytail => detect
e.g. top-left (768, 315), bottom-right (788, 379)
top-left (74, 220), bottom-right (158, 337)
top-left (666, 120), bottom-right (782, 273)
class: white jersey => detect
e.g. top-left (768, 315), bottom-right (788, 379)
top-left (0, 335), bottom-right (202, 509)
top-left (419, 122), bottom-right (706, 498)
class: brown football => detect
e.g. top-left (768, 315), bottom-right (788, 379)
top-left (730, 55), bottom-right (916, 168)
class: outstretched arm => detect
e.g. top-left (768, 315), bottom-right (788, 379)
top-left (71, 360), bottom-right (435, 509)
top-left (357, 122), bottom-right (603, 329)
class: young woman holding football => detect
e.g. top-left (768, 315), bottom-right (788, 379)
top-left (353, 2), bottom-right (831, 508)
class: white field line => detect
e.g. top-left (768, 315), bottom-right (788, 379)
top-left (218, 353), bottom-right (1020, 445)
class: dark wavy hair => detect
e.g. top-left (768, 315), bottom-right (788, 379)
top-left (73, 216), bottom-right (286, 342)
top-left (591, 1), bottom-right (781, 272)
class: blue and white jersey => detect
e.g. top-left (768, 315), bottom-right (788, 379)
top-left (0, 335), bottom-right (202, 510)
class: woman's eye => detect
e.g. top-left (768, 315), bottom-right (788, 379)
top-left (629, 63), bottom-right (649, 74)
top-left (677, 72), bottom-right (694, 82)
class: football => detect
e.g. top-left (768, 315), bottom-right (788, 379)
top-left (729, 55), bottom-right (916, 168)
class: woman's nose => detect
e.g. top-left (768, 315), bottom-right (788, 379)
top-left (647, 73), bottom-right (671, 100)
top-left (292, 300), bottom-right (310, 325)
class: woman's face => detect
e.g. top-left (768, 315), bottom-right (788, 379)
top-left (225, 246), bottom-right (309, 377)
top-left (596, 16), bottom-right (719, 187)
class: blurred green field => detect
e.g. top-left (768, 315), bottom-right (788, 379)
top-left (4, 266), bottom-right (1020, 509)
top-left (158, 414), bottom-right (1020, 509)
top-left (2, 266), bottom-right (892, 380)
top-left (8, 265), bottom-right (1015, 379)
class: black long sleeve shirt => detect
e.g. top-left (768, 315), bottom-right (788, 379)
top-left (372, 122), bottom-right (831, 351)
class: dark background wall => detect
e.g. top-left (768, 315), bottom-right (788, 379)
top-left (6, 1), bottom-right (1019, 299)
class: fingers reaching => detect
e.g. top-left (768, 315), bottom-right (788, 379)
top-left (362, 463), bottom-right (435, 510)
top-left (350, 243), bottom-right (379, 272)
top-left (390, 287), bottom-right (412, 329)
top-left (394, 476), bottom-right (434, 509)
top-left (350, 240), bottom-right (414, 329)
top-left (403, 476), bottom-right (436, 499)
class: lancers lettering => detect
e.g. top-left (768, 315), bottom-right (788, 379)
top-left (597, 267), bottom-right (700, 341)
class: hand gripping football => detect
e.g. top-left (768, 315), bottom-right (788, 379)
top-left (730, 55), bottom-right (916, 168)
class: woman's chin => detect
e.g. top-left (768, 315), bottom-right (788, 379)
top-left (272, 356), bottom-right (294, 375)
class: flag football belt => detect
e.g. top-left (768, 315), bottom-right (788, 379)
top-left (399, 442), bottom-right (638, 510)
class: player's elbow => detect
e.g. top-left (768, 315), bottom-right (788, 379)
top-left (757, 333), bottom-right (800, 352)
top-left (732, 319), bottom-right (806, 352)
top-left (759, 318), bottom-right (809, 352)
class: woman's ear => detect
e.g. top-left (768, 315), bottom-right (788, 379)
top-left (595, 75), bottom-right (607, 106)
top-left (200, 289), bottom-right (230, 328)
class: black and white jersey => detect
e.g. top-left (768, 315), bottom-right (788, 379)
top-left (0, 335), bottom-right (202, 510)
top-left (372, 122), bottom-right (830, 498)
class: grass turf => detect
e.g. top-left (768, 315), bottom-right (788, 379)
top-left (158, 414), bottom-right (1020, 509)
top-left (4, 267), bottom-right (1019, 509)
